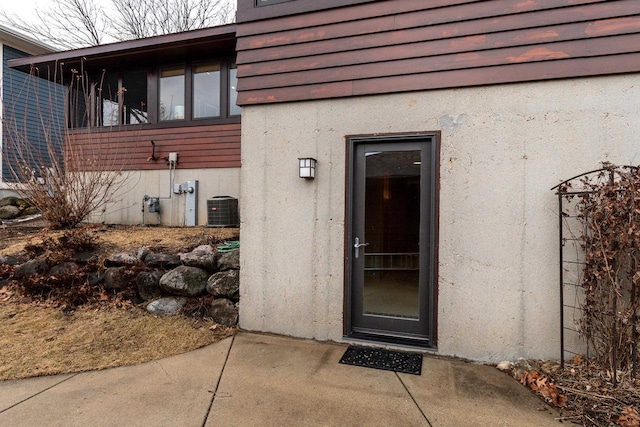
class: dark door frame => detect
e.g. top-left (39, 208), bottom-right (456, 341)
top-left (344, 131), bottom-right (440, 348)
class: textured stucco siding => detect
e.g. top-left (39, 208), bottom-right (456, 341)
top-left (238, 74), bottom-right (640, 362)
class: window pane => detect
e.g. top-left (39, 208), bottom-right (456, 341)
top-left (97, 73), bottom-right (119, 126)
top-left (122, 69), bottom-right (148, 124)
top-left (363, 150), bottom-right (421, 319)
top-left (229, 64), bottom-right (241, 116)
top-left (193, 62), bottom-right (220, 119)
top-left (159, 68), bottom-right (185, 121)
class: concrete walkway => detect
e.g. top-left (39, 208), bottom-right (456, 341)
top-left (0, 332), bottom-right (560, 426)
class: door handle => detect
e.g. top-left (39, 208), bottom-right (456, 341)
top-left (354, 237), bottom-right (370, 259)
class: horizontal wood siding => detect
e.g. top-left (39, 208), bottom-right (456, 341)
top-left (67, 123), bottom-right (241, 171)
top-left (235, 0), bottom-right (640, 105)
top-left (2, 45), bottom-right (66, 182)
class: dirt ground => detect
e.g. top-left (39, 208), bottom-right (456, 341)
top-left (0, 221), bottom-right (239, 381)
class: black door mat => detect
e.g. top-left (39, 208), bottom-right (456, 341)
top-left (339, 346), bottom-right (422, 375)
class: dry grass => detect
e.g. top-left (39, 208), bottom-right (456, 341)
top-left (0, 224), bottom-right (240, 381)
top-left (0, 302), bottom-right (235, 381)
top-left (97, 225), bottom-right (239, 252)
top-left (0, 224), bottom-right (239, 256)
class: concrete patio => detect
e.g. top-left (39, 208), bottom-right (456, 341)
top-left (0, 332), bottom-right (560, 426)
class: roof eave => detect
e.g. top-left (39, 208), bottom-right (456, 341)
top-left (8, 24), bottom-right (237, 75)
top-left (0, 24), bottom-right (56, 55)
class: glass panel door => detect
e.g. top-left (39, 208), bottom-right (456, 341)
top-left (349, 135), bottom-right (437, 346)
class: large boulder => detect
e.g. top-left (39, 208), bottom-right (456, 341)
top-left (88, 271), bottom-right (104, 286)
top-left (180, 245), bottom-right (218, 272)
top-left (159, 265), bottom-right (209, 296)
top-left (206, 270), bottom-right (239, 300)
top-left (73, 249), bottom-right (101, 263)
top-left (137, 246), bottom-right (151, 260)
top-left (48, 262), bottom-right (80, 278)
top-left (217, 250), bottom-right (240, 271)
top-left (22, 206), bottom-right (39, 216)
top-left (0, 196), bottom-right (19, 207)
top-left (14, 258), bottom-right (49, 279)
top-left (146, 297), bottom-right (186, 315)
top-left (208, 298), bottom-right (238, 326)
top-left (143, 252), bottom-right (181, 269)
top-left (136, 270), bottom-right (165, 301)
top-left (0, 255), bottom-right (21, 266)
top-left (0, 205), bottom-right (20, 220)
top-left (105, 252), bottom-right (139, 267)
top-left (103, 267), bottom-right (135, 290)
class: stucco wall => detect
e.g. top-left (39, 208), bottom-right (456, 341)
top-left (88, 167), bottom-right (240, 226)
top-left (239, 74), bottom-right (640, 362)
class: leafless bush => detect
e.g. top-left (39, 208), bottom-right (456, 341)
top-left (2, 64), bottom-right (133, 229)
top-left (23, 228), bottom-right (98, 259)
top-left (565, 164), bottom-right (640, 377)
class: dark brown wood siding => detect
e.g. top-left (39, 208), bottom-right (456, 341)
top-left (68, 123), bottom-right (241, 171)
top-left (235, 0), bottom-right (640, 105)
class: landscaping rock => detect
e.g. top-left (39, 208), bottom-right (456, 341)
top-left (136, 270), bottom-right (165, 301)
top-left (103, 267), bottom-right (135, 290)
top-left (180, 245), bottom-right (218, 272)
top-left (217, 250), bottom-right (239, 271)
top-left (146, 297), bottom-right (187, 315)
top-left (159, 265), bottom-right (209, 296)
top-left (208, 298), bottom-right (238, 326)
top-left (74, 249), bottom-right (101, 263)
top-left (192, 244), bottom-right (214, 253)
top-left (22, 206), bottom-right (39, 215)
top-left (0, 205), bottom-right (20, 220)
top-left (105, 252), bottom-right (138, 267)
top-left (143, 252), bottom-right (181, 269)
top-left (14, 258), bottom-right (49, 279)
top-left (48, 262), bottom-right (80, 278)
top-left (0, 255), bottom-right (21, 266)
top-left (0, 196), bottom-right (19, 207)
top-left (497, 361), bottom-right (513, 371)
top-left (88, 271), bottom-right (104, 286)
top-left (137, 246), bottom-right (151, 260)
top-left (514, 357), bottom-right (533, 378)
top-left (206, 270), bottom-right (239, 299)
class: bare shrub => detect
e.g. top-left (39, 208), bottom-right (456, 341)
top-left (565, 164), bottom-right (640, 376)
top-left (23, 228), bottom-right (98, 259)
top-left (2, 64), bottom-right (133, 229)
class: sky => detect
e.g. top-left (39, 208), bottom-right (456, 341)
top-left (2, 0), bottom-right (114, 17)
top-left (2, 0), bottom-right (70, 19)
top-left (1, 0), bottom-right (42, 17)
top-left (1, 0), bottom-right (235, 50)
top-left (1, 0), bottom-right (112, 48)
top-left (1, 0), bottom-right (232, 23)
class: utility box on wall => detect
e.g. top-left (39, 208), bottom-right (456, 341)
top-left (185, 180), bottom-right (198, 226)
top-left (147, 197), bottom-right (160, 213)
top-left (207, 196), bottom-right (239, 227)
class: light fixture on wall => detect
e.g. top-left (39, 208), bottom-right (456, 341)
top-left (299, 157), bottom-right (317, 179)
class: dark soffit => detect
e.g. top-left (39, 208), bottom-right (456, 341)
top-left (7, 24), bottom-right (237, 79)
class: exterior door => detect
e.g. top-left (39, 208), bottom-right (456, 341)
top-left (347, 134), bottom-right (438, 347)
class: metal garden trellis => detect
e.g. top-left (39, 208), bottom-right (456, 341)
top-left (552, 166), bottom-right (639, 386)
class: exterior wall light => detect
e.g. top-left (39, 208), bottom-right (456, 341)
top-left (299, 157), bottom-right (316, 179)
